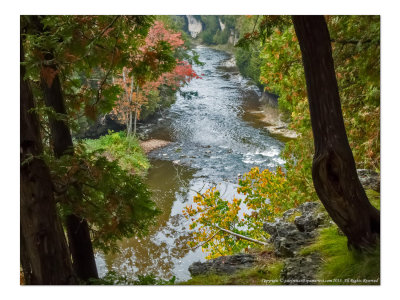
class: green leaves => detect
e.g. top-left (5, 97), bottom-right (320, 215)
top-left (44, 133), bottom-right (158, 254)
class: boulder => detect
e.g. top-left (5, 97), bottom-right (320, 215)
top-left (294, 202), bottom-right (325, 233)
top-left (74, 114), bottom-right (125, 139)
top-left (263, 202), bottom-right (325, 257)
top-left (189, 253), bottom-right (256, 276)
top-left (357, 169), bottom-right (380, 192)
top-left (281, 253), bottom-right (322, 285)
top-left (263, 220), bottom-right (315, 257)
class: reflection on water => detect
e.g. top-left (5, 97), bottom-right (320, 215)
top-left (96, 45), bottom-right (284, 282)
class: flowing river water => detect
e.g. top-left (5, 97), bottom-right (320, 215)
top-left (95, 45), bottom-right (285, 282)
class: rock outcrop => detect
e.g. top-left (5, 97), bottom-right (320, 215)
top-left (189, 253), bottom-right (256, 276)
top-left (281, 253), bottom-right (321, 285)
top-left (186, 15), bottom-right (202, 38)
top-left (263, 201), bottom-right (327, 284)
top-left (188, 201), bottom-right (328, 282)
top-left (357, 169), bottom-right (380, 192)
top-left (74, 114), bottom-right (125, 139)
top-left (263, 202), bottom-right (326, 258)
top-left (259, 91), bottom-right (278, 107)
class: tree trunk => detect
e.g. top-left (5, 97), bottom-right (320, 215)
top-left (133, 107), bottom-right (137, 136)
top-left (20, 38), bottom-right (75, 284)
top-left (133, 85), bottom-right (139, 136)
top-left (41, 57), bottom-right (98, 280)
top-left (128, 110), bottom-right (133, 136)
top-left (292, 16), bottom-right (380, 250)
top-left (66, 215), bottom-right (98, 281)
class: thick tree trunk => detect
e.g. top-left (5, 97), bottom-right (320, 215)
top-left (292, 15), bottom-right (380, 250)
top-left (20, 39), bottom-right (75, 284)
top-left (41, 60), bottom-right (98, 280)
top-left (66, 215), bottom-right (98, 280)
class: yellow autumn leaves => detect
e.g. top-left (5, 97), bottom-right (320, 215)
top-left (183, 166), bottom-right (293, 259)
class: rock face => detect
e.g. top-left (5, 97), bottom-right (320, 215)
top-left (281, 253), bottom-right (321, 285)
top-left (75, 114), bottom-right (125, 139)
top-left (186, 15), bottom-right (202, 38)
top-left (228, 29), bottom-right (239, 45)
top-left (263, 201), bottom-right (327, 285)
top-left (357, 169), bottom-right (380, 192)
top-left (188, 253), bottom-right (256, 276)
top-left (263, 202), bottom-right (325, 258)
top-left (218, 18), bottom-right (225, 31)
top-left (259, 91), bottom-right (278, 107)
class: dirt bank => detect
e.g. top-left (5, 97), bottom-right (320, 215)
top-left (250, 104), bottom-right (298, 141)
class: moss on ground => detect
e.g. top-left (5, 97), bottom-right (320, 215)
top-left (366, 189), bottom-right (380, 210)
top-left (300, 226), bottom-right (380, 285)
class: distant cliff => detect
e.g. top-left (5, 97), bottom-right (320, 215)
top-left (186, 15), bottom-right (202, 38)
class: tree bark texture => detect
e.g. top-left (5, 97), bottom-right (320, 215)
top-left (20, 39), bottom-right (75, 284)
top-left (41, 59), bottom-right (98, 281)
top-left (292, 15), bottom-right (380, 249)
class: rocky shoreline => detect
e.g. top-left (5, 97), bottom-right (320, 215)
top-left (187, 170), bottom-right (380, 284)
top-left (188, 201), bottom-right (328, 284)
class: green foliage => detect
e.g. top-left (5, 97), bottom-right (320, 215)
top-left (300, 227), bottom-right (380, 285)
top-left (84, 131), bottom-right (149, 174)
top-left (258, 16), bottom-right (380, 173)
top-left (22, 15), bottom-right (154, 135)
top-left (45, 140), bottom-right (159, 253)
top-left (328, 16), bottom-right (380, 170)
top-left (255, 16), bottom-right (380, 227)
top-left (22, 15), bottom-right (198, 256)
top-left (213, 28), bottom-right (231, 45)
top-left (88, 271), bottom-right (176, 285)
top-left (235, 45), bottom-right (263, 89)
top-left (198, 16), bottom-right (220, 45)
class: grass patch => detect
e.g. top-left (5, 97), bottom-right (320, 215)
top-left (300, 191), bottom-right (380, 285)
top-left (84, 131), bottom-right (150, 175)
top-left (300, 227), bottom-right (380, 285)
top-left (366, 189), bottom-right (380, 210)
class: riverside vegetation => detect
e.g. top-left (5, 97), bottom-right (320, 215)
top-left (20, 15), bottom-right (380, 285)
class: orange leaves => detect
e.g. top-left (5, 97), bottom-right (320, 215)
top-left (111, 21), bottom-right (198, 126)
top-left (145, 21), bottom-right (184, 49)
top-left (40, 66), bottom-right (59, 88)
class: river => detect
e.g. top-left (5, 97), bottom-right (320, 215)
top-left (95, 45), bottom-right (285, 282)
